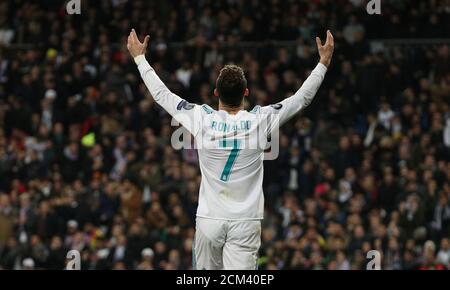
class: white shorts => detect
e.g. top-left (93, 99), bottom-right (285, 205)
top-left (193, 217), bottom-right (261, 270)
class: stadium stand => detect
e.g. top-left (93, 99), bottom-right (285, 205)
top-left (0, 0), bottom-right (449, 269)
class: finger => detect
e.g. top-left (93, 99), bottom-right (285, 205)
top-left (129, 31), bottom-right (136, 44)
top-left (315, 37), bottom-right (322, 48)
top-left (326, 30), bottom-right (334, 46)
top-left (131, 29), bottom-right (140, 43)
top-left (143, 35), bottom-right (150, 48)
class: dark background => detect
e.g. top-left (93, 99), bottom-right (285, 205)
top-left (0, 0), bottom-right (449, 270)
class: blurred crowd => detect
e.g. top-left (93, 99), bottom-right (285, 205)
top-left (0, 0), bottom-right (449, 270)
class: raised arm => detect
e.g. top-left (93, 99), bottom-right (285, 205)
top-left (264, 30), bottom-right (334, 127)
top-left (127, 29), bottom-right (201, 135)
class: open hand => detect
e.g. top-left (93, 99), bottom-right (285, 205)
top-left (316, 30), bottom-right (334, 68)
top-left (127, 29), bottom-right (150, 58)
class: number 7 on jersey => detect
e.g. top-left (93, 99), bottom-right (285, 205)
top-left (219, 139), bottom-right (241, 182)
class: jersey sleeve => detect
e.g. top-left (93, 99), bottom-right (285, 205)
top-left (134, 55), bottom-right (202, 136)
top-left (261, 63), bottom-right (327, 132)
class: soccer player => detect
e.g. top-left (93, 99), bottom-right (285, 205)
top-left (127, 29), bottom-right (334, 270)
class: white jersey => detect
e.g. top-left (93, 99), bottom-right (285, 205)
top-left (134, 55), bottom-right (327, 220)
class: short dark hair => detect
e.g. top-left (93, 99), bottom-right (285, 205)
top-left (216, 64), bottom-right (247, 107)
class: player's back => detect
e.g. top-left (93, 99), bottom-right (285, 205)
top-left (133, 54), bottom-right (328, 221)
top-left (194, 106), bottom-right (272, 220)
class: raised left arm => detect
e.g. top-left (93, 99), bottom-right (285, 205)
top-left (263, 30), bottom-right (334, 127)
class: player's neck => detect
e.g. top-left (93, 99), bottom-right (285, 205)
top-left (219, 102), bottom-right (244, 115)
